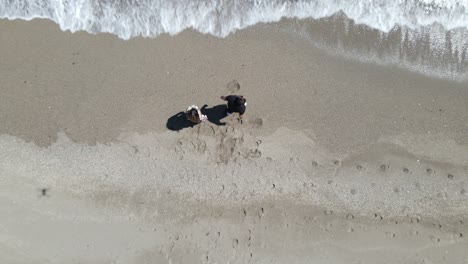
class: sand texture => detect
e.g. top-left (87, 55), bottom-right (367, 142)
top-left (0, 19), bottom-right (468, 263)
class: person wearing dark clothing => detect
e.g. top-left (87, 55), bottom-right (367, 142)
top-left (220, 95), bottom-right (247, 119)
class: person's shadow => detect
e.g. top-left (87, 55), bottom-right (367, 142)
top-left (201, 104), bottom-right (227, 126)
top-left (166, 112), bottom-right (195, 131)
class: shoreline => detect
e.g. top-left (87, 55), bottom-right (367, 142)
top-left (0, 18), bottom-right (467, 263)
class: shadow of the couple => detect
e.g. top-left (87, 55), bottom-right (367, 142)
top-left (201, 104), bottom-right (227, 126)
top-left (166, 104), bottom-right (228, 131)
top-left (166, 112), bottom-right (195, 131)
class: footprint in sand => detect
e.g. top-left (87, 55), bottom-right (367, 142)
top-left (373, 213), bottom-right (384, 220)
top-left (241, 208), bottom-right (247, 218)
top-left (258, 207), bottom-right (264, 218)
top-left (324, 209), bottom-right (333, 215)
top-left (429, 236), bottom-right (441, 243)
top-left (232, 238), bottom-right (239, 248)
top-left (380, 164), bottom-right (389, 172)
top-left (461, 188), bottom-right (467, 195)
top-left (437, 192), bottom-right (448, 199)
top-left (250, 118), bottom-right (263, 128)
top-left (227, 80), bottom-right (241, 93)
top-left (346, 214), bottom-right (355, 220)
top-left (324, 222), bottom-right (333, 231)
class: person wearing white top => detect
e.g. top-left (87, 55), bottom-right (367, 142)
top-left (185, 105), bottom-right (207, 123)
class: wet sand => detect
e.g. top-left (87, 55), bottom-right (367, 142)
top-left (0, 19), bottom-right (467, 263)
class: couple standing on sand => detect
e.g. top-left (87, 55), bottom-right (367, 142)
top-left (185, 95), bottom-right (247, 124)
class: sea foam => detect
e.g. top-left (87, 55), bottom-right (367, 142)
top-left (1, 0), bottom-right (467, 80)
top-left (1, 0), bottom-right (467, 39)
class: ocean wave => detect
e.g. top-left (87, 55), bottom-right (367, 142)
top-left (1, 0), bottom-right (467, 80)
top-left (0, 0), bottom-right (468, 39)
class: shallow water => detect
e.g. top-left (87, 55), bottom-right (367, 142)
top-left (1, 0), bottom-right (467, 80)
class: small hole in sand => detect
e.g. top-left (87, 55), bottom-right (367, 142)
top-left (251, 118), bottom-right (263, 128)
top-left (447, 174), bottom-right (454, 179)
top-left (227, 80), bottom-right (241, 92)
top-left (402, 168), bottom-right (409, 174)
top-left (380, 164), bottom-right (388, 172)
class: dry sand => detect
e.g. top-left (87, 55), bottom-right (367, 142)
top-left (0, 19), bottom-right (467, 263)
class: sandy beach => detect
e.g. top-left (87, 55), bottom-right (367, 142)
top-left (1, 18), bottom-right (468, 263)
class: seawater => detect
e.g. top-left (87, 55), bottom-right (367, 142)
top-left (1, 0), bottom-right (467, 80)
